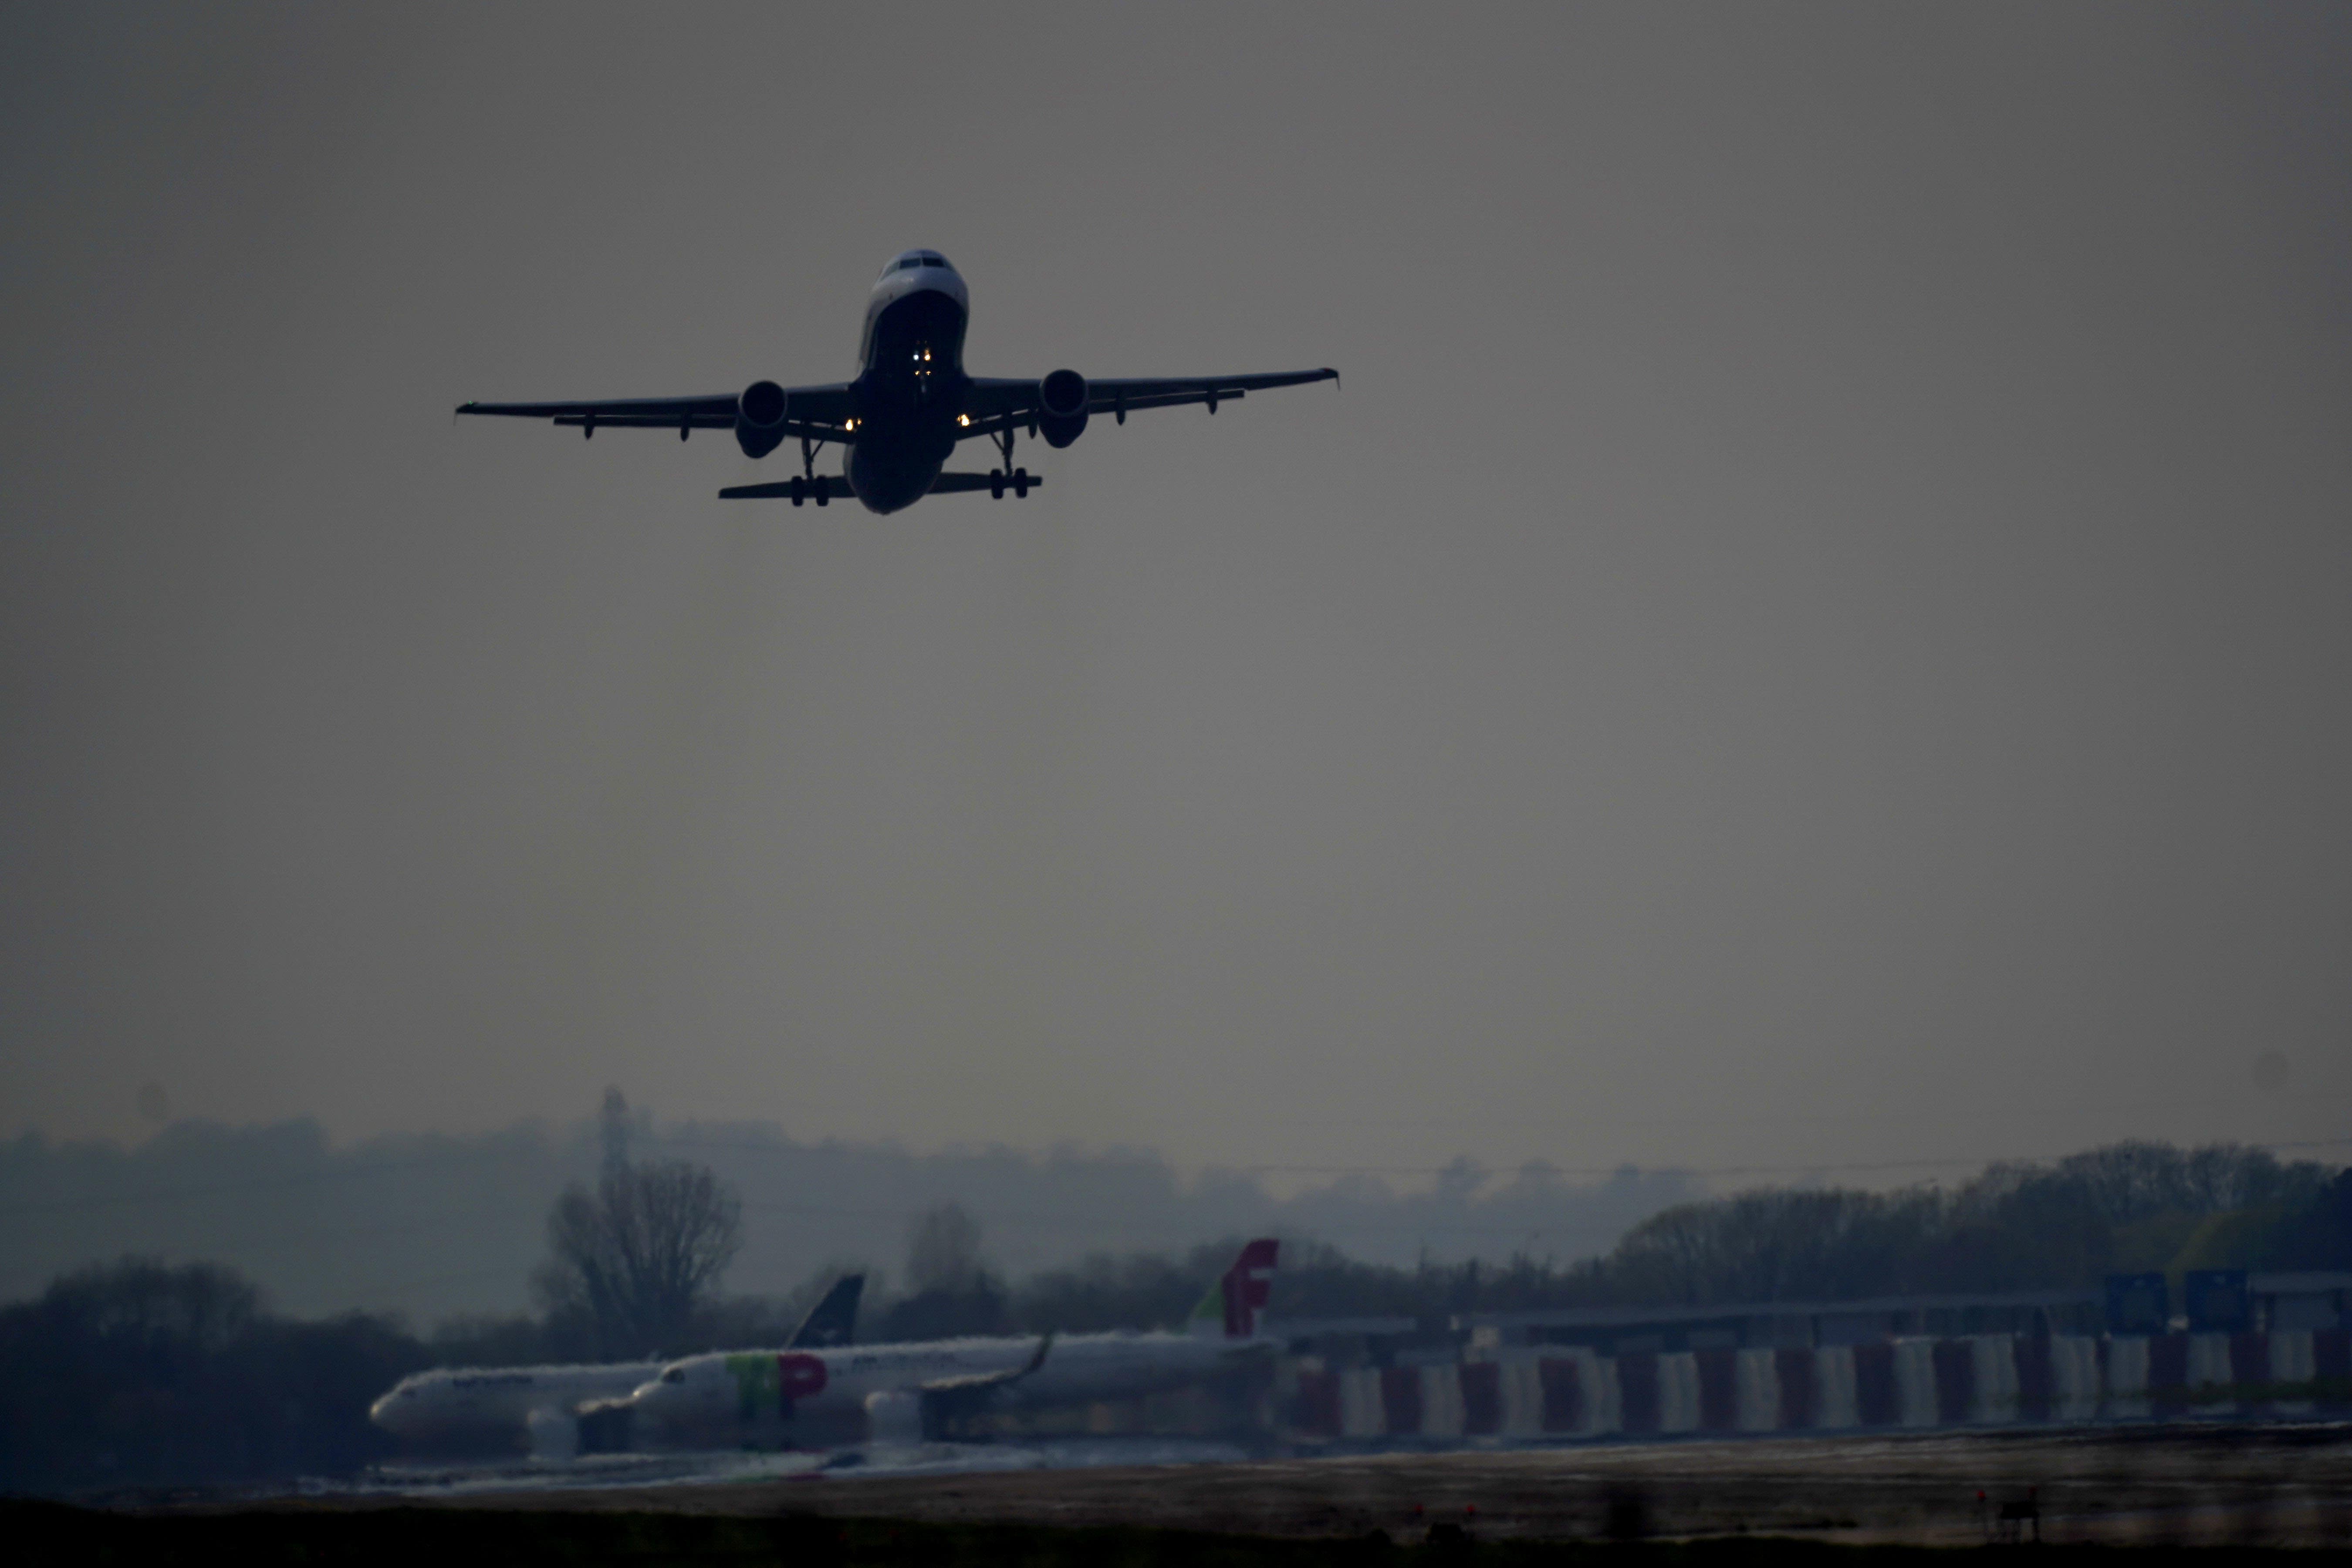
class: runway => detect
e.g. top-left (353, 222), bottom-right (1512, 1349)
top-left (329, 1424), bottom-right (2352, 1548)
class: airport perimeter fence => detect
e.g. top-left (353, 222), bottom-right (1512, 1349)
top-left (1273, 1326), bottom-right (2352, 1443)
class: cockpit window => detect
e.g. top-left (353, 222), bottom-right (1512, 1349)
top-left (919, 251), bottom-right (948, 267)
top-left (662, 1367), bottom-right (687, 1383)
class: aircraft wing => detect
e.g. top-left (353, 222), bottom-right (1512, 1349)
top-left (959, 369), bottom-right (1336, 439)
top-left (456, 384), bottom-right (855, 439)
top-left (916, 1333), bottom-right (1054, 1397)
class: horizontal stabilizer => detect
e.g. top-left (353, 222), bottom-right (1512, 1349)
top-left (929, 472), bottom-right (1043, 494)
top-left (717, 476), bottom-right (854, 500)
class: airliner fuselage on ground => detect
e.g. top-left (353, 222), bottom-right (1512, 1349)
top-left (620, 1240), bottom-right (1279, 1448)
top-left (369, 1274), bottom-right (863, 1454)
top-left (458, 253), bottom-right (1335, 514)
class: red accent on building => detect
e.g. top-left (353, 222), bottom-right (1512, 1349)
top-left (1931, 1339), bottom-right (1974, 1426)
top-left (1379, 1366), bottom-right (1423, 1434)
top-left (1695, 1348), bottom-right (1738, 1431)
top-left (1459, 1362), bottom-right (1502, 1436)
top-left (1617, 1352), bottom-right (1661, 1434)
top-left (1538, 1358), bottom-right (1585, 1433)
top-left (1852, 1342), bottom-right (1897, 1426)
top-left (1292, 1370), bottom-right (1342, 1437)
top-left (2229, 1332), bottom-right (2268, 1396)
top-left (1775, 1348), bottom-right (1817, 1428)
top-left (2315, 1328), bottom-right (2351, 1408)
top-left (2147, 1334), bottom-right (2190, 1416)
top-left (2015, 1335), bottom-right (2053, 1423)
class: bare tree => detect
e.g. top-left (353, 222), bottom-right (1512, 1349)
top-left (905, 1202), bottom-right (983, 1294)
top-left (880, 1203), bottom-right (1006, 1341)
top-left (534, 1158), bottom-right (743, 1356)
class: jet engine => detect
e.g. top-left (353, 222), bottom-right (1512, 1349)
top-left (1037, 368), bottom-right (1089, 448)
top-left (735, 380), bottom-right (789, 459)
top-left (525, 1404), bottom-right (579, 1459)
top-left (863, 1389), bottom-right (924, 1445)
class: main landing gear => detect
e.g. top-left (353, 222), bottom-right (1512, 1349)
top-left (988, 425), bottom-right (1032, 500)
top-left (788, 436), bottom-right (829, 507)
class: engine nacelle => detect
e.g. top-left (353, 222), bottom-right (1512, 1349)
top-left (1037, 368), bottom-right (1089, 448)
top-left (735, 379), bottom-right (789, 459)
top-left (863, 1389), bottom-right (924, 1445)
top-left (573, 1399), bottom-right (632, 1455)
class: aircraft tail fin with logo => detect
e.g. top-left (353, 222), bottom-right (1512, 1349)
top-left (1188, 1238), bottom-right (1279, 1339)
top-left (788, 1272), bottom-right (863, 1350)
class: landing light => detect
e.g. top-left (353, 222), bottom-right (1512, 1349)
top-left (958, 414), bottom-right (970, 427)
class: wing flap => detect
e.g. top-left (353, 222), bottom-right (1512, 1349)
top-left (552, 413), bottom-right (737, 430)
top-left (459, 395), bottom-right (741, 421)
top-left (457, 384), bottom-right (856, 428)
top-left (954, 368), bottom-right (1333, 438)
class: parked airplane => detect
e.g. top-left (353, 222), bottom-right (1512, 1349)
top-left (456, 252), bottom-right (1335, 514)
top-left (615, 1240), bottom-right (1279, 1449)
top-left (369, 1272), bottom-right (863, 1453)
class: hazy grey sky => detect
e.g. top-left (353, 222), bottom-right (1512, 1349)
top-left (4, 3), bottom-right (2347, 1183)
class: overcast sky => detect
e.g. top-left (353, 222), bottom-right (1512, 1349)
top-left (4, 3), bottom-right (2347, 1187)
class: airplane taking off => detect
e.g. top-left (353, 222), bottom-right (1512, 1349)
top-left (616, 1240), bottom-right (1279, 1449)
top-left (456, 252), bottom-right (1336, 514)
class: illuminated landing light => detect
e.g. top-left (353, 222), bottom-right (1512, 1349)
top-left (957, 414), bottom-right (970, 427)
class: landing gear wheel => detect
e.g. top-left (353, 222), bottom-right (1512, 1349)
top-left (1013, 467), bottom-right (1030, 498)
top-left (814, 486), bottom-right (829, 507)
top-left (788, 476), bottom-right (806, 507)
top-left (989, 470), bottom-right (1006, 500)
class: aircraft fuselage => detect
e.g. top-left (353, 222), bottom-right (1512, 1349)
top-left (845, 256), bottom-right (973, 514)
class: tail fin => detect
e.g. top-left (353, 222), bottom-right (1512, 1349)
top-left (788, 1273), bottom-right (864, 1349)
top-left (1188, 1239), bottom-right (1279, 1339)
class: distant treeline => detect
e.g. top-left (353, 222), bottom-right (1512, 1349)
top-left (3, 1139), bottom-right (2345, 1494)
top-left (1009, 1140), bottom-right (2352, 1333)
top-left (0, 1115), bottom-right (1702, 1319)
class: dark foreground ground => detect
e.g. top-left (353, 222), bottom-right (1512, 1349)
top-left (7, 1505), bottom-right (2344, 1568)
top-left (24, 1424), bottom-right (2352, 1560)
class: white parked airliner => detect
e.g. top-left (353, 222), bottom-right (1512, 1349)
top-left (369, 1273), bottom-right (862, 1454)
top-left (618, 1240), bottom-right (1279, 1448)
top-left (457, 252), bottom-right (1335, 513)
